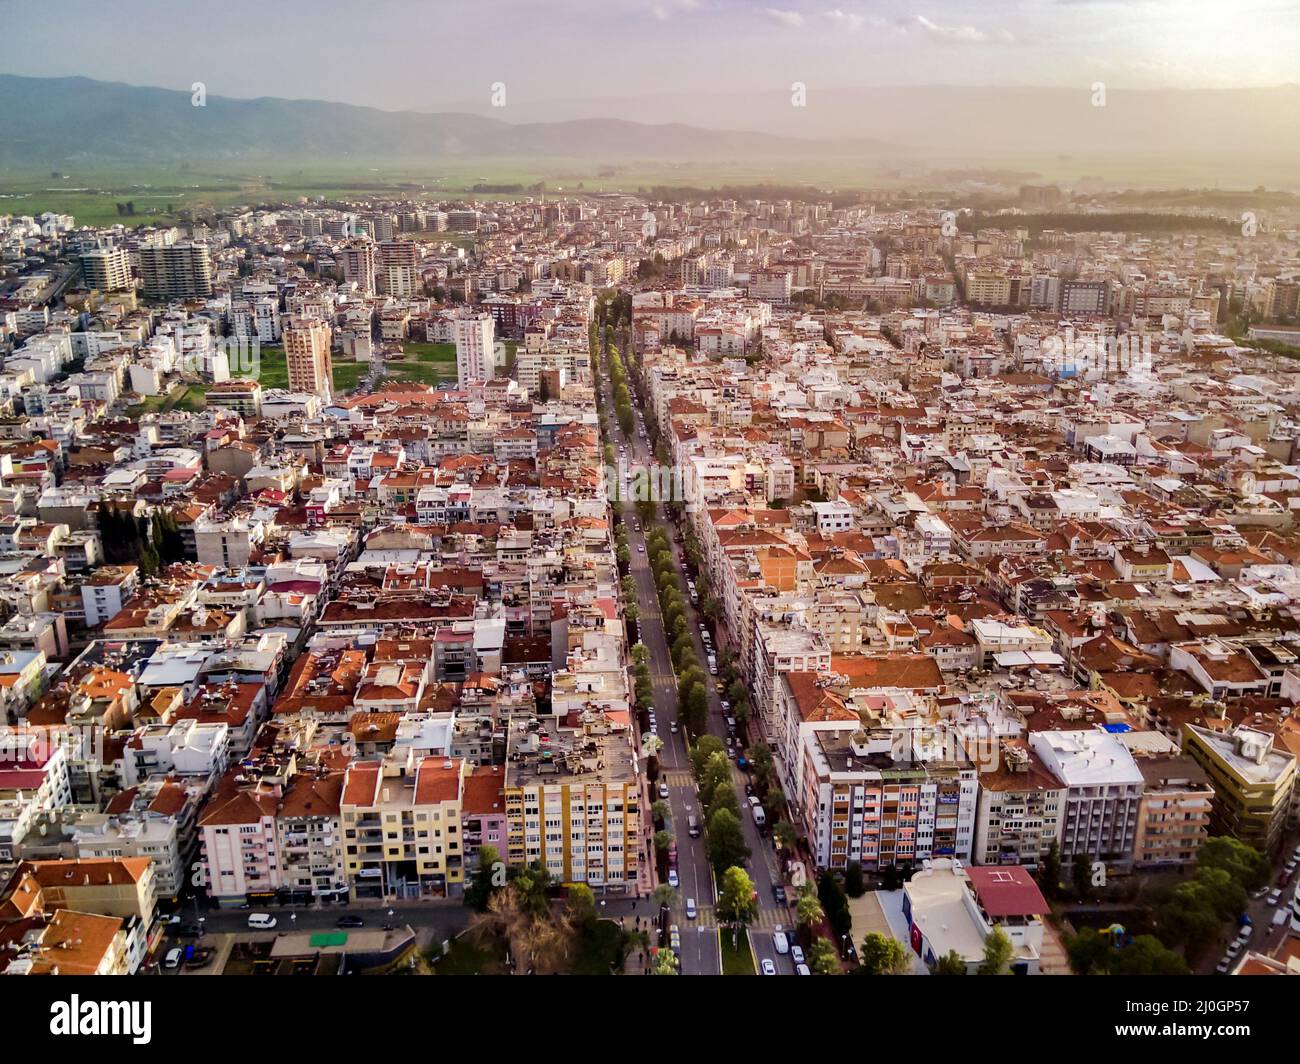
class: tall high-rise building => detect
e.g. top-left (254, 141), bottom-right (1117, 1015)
top-left (455, 313), bottom-right (496, 386)
top-left (377, 240), bottom-right (419, 298)
top-left (340, 240), bottom-right (377, 295)
top-left (80, 247), bottom-right (132, 292)
top-left (283, 318), bottom-right (334, 400)
top-left (138, 241), bottom-right (212, 300)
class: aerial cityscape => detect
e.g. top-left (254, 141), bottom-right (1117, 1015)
top-left (0, 1), bottom-right (1297, 1030)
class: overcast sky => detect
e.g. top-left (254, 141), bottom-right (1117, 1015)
top-left (3, 0), bottom-right (1297, 111)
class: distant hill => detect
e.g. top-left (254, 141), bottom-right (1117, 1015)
top-left (0, 73), bottom-right (900, 166)
top-left (438, 82), bottom-right (1300, 159)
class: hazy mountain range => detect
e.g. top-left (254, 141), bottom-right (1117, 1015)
top-left (2, 73), bottom-right (1298, 186)
top-left (438, 83), bottom-right (1300, 160)
top-left (0, 74), bottom-right (898, 167)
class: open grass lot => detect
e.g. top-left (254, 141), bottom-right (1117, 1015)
top-left (198, 344), bottom-right (368, 397)
top-left (721, 930), bottom-right (756, 975)
top-left (332, 360), bottom-right (368, 394)
top-left (403, 341), bottom-right (456, 363)
top-left (126, 382), bottom-right (207, 417)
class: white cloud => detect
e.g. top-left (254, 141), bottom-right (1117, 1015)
top-left (766, 8), bottom-right (805, 28)
top-left (824, 8), bottom-right (886, 30)
top-left (651, 0), bottom-right (700, 20)
top-left (901, 14), bottom-right (1014, 44)
top-left (824, 8), bottom-right (863, 29)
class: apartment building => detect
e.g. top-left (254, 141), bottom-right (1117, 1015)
top-left (340, 754), bottom-right (466, 900)
top-left (340, 239), bottom-right (377, 295)
top-left (795, 725), bottom-right (977, 872)
top-left (1131, 753), bottom-right (1213, 868)
top-left (1029, 729), bottom-right (1144, 871)
top-left (283, 318), bottom-right (334, 400)
top-left (276, 770), bottom-right (347, 903)
top-left (138, 241), bottom-right (213, 300)
top-left (503, 714), bottom-right (643, 893)
top-left (455, 313), bottom-right (496, 385)
top-left (79, 246), bottom-right (132, 292)
top-left (972, 740), bottom-right (1066, 867)
top-left (1183, 722), bottom-right (1297, 856)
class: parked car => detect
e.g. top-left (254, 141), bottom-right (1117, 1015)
top-left (185, 947), bottom-right (215, 969)
top-left (1215, 957), bottom-right (1231, 974)
top-left (791, 945), bottom-right (805, 965)
top-left (1268, 888), bottom-right (1283, 906)
top-left (658, 782), bottom-right (670, 799)
top-left (761, 958), bottom-right (777, 975)
top-left (795, 963), bottom-right (811, 975)
top-left (163, 947), bottom-right (183, 970)
top-left (179, 924), bottom-right (203, 938)
top-left (772, 884), bottom-right (787, 905)
top-left (668, 870), bottom-right (679, 888)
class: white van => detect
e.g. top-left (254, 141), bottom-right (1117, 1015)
top-left (773, 929), bottom-right (790, 955)
top-left (751, 805), bottom-right (766, 828)
top-left (247, 912), bottom-right (278, 930)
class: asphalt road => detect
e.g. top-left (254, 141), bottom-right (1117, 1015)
top-left (166, 899), bottom-right (472, 939)
top-left (603, 353), bottom-right (790, 973)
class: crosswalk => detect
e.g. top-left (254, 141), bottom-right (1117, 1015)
top-left (676, 904), bottom-right (790, 931)
top-left (752, 906), bottom-right (791, 931)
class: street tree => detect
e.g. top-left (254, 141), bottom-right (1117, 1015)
top-left (858, 932), bottom-right (910, 975)
top-left (705, 808), bottom-right (751, 877)
top-left (716, 866), bottom-right (758, 937)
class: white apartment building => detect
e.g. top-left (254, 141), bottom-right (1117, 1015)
top-left (455, 313), bottom-right (496, 385)
top-left (1029, 729), bottom-right (1144, 871)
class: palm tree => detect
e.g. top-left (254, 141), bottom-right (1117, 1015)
top-left (795, 882), bottom-right (824, 932)
top-left (652, 884), bottom-right (678, 910)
